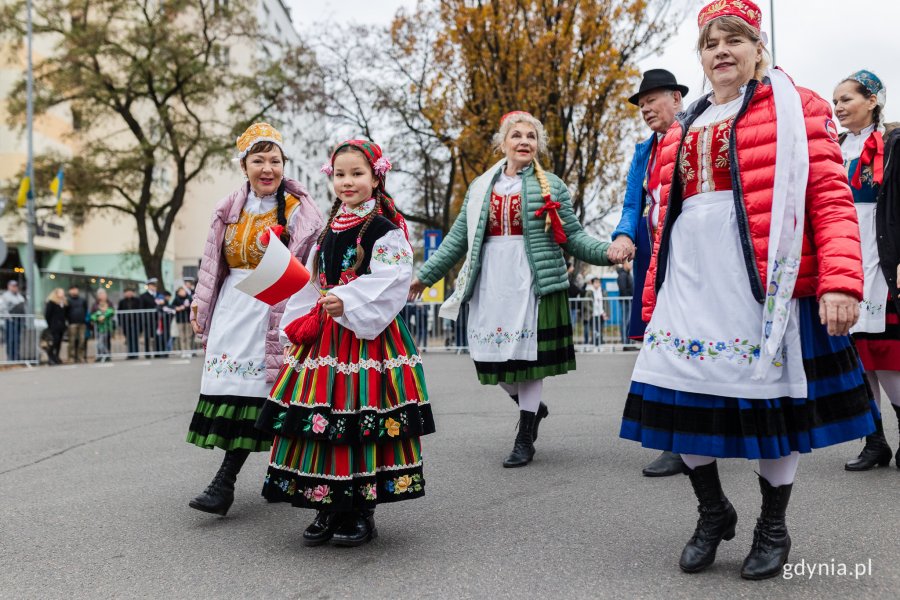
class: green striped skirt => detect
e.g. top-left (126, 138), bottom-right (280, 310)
top-left (474, 290), bottom-right (576, 384)
top-left (186, 394), bottom-right (273, 452)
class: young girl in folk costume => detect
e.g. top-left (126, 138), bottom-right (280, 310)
top-left (255, 139), bottom-right (434, 547)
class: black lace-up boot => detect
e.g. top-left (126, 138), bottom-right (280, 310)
top-left (188, 449), bottom-right (250, 516)
top-left (741, 476), bottom-right (793, 580)
top-left (503, 410), bottom-right (536, 468)
top-left (679, 461), bottom-right (738, 573)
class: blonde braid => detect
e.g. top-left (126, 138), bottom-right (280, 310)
top-left (532, 159), bottom-right (554, 232)
top-left (311, 198), bottom-right (342, 281)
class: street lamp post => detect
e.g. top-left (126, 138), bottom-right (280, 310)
top-left (24, 0), bottom-right (39, 314)
top-left (769, 0), bottom-right (776, 65)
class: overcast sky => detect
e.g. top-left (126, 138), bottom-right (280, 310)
top-left (288, 0), bottom-right (899, 123)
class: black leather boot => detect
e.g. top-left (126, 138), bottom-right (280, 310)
top-left (844, 417), bottom-right (892, 471)
top-left (331, 509), bottom-right (377, 547)
top-left (679, 462), bottom-right (738, 573)
top-left (303, 510), bottom-right (342, 546)
top-left (503, 410), bottom-right (536, 468)
top-left (741, 476), bottom-right (793, 580)
top-left (642, 451), bottom-right (688, 477)
top-left (509, 394), bottom-right (549, 441)
top-left (188, 449), bottom-right (250, 516)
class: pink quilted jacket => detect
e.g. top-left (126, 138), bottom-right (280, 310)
top-left (193, 179), bottom-right (324, 383)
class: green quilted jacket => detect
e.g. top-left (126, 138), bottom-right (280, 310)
top-left (417, 164), bottom-right (611, 300)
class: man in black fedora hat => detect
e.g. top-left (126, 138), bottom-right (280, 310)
top-left (609, 68), bottom-right (688, 478)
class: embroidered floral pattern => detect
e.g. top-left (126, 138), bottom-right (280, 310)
top-left (644, 329), bottom-right (783, 367)
top-left (386, 473), bottom-right (423, 495)
top-left (340, 245), bottom-right (357, 272)
top-left (469, 326), bottom-right (535, 348)
top-left (381, 417), bottom-right (401, 437)
top-left (860, 298), bottom-right (884, 316)
top-left (303, 484), bottom-right (333, 503)
top-left (204, 353), bottom-right (262, 378)
top-left (328, 417), bottom-right (348, 440)
top-left (360, 483), bottom-right (378, 501)
top-left (373, 244), bottom-right (413, 265)
top-left (361, 414), bottom-right (377, 438)
top-left (287, 353), bottom-right (423, 374)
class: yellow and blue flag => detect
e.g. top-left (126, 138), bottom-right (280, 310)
top-left (49, 167), bottom-right (64, 216)
top-left (16, 176), bottom-right (31, 208)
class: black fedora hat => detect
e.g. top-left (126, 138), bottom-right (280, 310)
top-left (628, 69), bottom-right (689, 106)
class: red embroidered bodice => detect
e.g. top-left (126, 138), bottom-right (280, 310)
top-left (679, 117), bottom-right (734, 199)
top-left (487, 191), bottom-right (523, 236)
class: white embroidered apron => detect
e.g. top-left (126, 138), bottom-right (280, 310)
top-left (200, 269), bottom-right (270, 397)
top-left (466, 235), bottom-right (539, 362)
top-left (850, 203), bottom-right (888, 334)
top-left (631, 190), bottom-right (807, 399)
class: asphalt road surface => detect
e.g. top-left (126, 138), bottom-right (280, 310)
top-left (1, 353), bottom-right (898, 599)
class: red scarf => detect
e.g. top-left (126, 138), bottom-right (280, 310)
top-left (851, 131), bottom-right (884, 189)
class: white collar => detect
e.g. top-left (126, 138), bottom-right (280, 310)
top-left (340, 198), bottom-right (376, 218)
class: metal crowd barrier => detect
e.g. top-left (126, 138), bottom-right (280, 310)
top-left (0, 314), bottom-right (40, 365)
top-left (402, 296), bottom-right (639, 352)
top-left (1, 298), bottom-right (639, 366)
top-left (0, 309), bottom-right (201, 365)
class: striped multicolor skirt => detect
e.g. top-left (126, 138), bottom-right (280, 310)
top-left (853, 296), bottom-right (900, 371)
top-left (620, 298), bottom-right (876, 459)
top-left (255, 315), bottom-right (434, 511)
top-left (474, 290), bottom-right (576, 384)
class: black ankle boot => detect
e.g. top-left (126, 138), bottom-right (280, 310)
top-left (741, 476), bottom-right (792, 580)
top-left (503, 410), bottom-right (536, 468)
top-left (679, 462), bottom-right (738, 573)
top-left (642, 451), bottom-right (688, 477)
top-left (331, 509), bottom-right (377, 547)
top-left (844, 417), bottom-right (892, 471)
top-left (188, 449), bottom-right (250, 516)
top-left (303, 510), bottom-right (341, 546)
top-left (509, 394), bottom-right (549, 441)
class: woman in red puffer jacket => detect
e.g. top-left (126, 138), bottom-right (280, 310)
top-left (619, 0), bottom-right (875, 582)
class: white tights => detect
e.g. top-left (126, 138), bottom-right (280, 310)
top-left (866, 370), bottom-right (900, 410)
top-left (499, 380), bottom-right (544, 413)
top-left (680, 452), bottom-right (800, 487)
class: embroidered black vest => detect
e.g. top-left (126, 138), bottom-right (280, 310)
top-left (319, 215), bottom-right (398, 288)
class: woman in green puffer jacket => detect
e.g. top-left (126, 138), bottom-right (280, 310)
top-left (410, 111), bottom-right (614, 468)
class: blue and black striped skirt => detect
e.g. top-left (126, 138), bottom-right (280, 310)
top-left (620, 297), bottom-right (877, 459)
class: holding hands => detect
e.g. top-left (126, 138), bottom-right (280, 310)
top-left (607, 236), bottom-right (636, 263)
top-left (409, 278), bottom-right (426, 301)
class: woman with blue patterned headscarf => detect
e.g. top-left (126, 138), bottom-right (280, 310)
top-left (833, 70), bottom-right (900, 472)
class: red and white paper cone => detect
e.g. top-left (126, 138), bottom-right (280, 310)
top-left (234, 231), bottom-right (310, 305)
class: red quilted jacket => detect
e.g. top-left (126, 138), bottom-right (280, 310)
top-left (642, 79), bottom-right (863, 322)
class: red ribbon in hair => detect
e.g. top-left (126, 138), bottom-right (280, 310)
top-left (851, 131), bottom-right (884, 190)
top-left (535, 194), bottom-right (567, 244)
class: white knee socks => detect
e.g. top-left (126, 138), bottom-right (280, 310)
top-left (680, 453), bottom-right (799, 487)
top-left (516, 380), bottom-right (543, 413)
top-left (874, 370), bottom-right (900, 408)
top-left (758, 452), bottom-right (799, 487)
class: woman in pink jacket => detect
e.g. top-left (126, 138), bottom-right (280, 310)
top-left (186, 123), bottom-right (323, 516)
